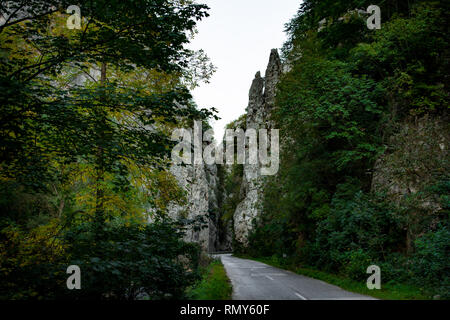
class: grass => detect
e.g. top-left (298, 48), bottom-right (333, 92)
top-left (235, 254), bottom-right (430, 300)
top-left (187, 259), bottom-right (232, 300)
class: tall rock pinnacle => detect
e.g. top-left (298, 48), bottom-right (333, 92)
top-left (264, 49), bottom-right (282, 115)
top-left (233, 49), bottom-right (283, 245)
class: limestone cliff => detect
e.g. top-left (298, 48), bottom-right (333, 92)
top-left (167, 49), bottom-right (283, 251)
top-left (167, 160), bottom-right (220, 253)
top-left (233, 49), bottom-right (282, 245)
top-left (371, 116), bottom-right (449, 253)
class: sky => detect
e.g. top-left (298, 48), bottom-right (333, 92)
top-left (188, 0), bottom-right (301, 140)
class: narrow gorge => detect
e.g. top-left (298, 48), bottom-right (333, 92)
top-left (168, 49), bottom-right (283, 252)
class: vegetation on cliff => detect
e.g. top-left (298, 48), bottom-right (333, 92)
top-left (244, 0), bottom-right (449, 298)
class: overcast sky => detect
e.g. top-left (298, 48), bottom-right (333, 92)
top-left (189, 0), bottom-right (301, 140)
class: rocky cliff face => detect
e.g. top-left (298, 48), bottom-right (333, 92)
top-left (371, 116), bottom-right (449, 252)
top-left (371, 116), bottom-right (449, 199)
top-left (167, 161), bottom-right (220, 253)
top-left (168, 49), bottom-right (283, 251)
top-left (233, 49), bottom-right (282, 245)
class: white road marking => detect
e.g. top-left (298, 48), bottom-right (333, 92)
top-left (294, 292), bottom-right (308, 300)
top-left (265, 275), bottom-right (275, 281)
top-left (327, 297), bottom-right (377, 300)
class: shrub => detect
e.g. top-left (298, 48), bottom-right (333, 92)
top-left (63, 218), bottom-right (201, 300)
top-left (0, 221), bottom-right (68, 299)
top-left (313, 191), bottom-right (404, 273)
top-left (411, 224), bottom-right (450, 298)
top-left (341, 249), bottom-right (373, 281)
top-left (0, 218), bottom-right (201, 300)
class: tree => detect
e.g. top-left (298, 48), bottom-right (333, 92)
top-left (0, 0), bottom-right (216, 300)
top-left (0, 1), bottom-right (216, 215)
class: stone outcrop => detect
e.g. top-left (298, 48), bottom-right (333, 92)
top-left (167, 49), bottom-right (283, 251)
top-left (233, 49), bottom-right (282, 245)
top-left (371, 115), bottom-right (449, 253)
top-left (167, 161), bottom-right (220, 253)
top-left (372, 116), bottom-right (449, 207)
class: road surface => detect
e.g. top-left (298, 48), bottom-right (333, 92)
top-left (218, 254), bottom-right (376, 300)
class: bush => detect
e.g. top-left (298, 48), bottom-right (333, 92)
top-left (377, 253), bottom-right (411, 285)
top-left (411, 224), bottom-right (450, 298)
top-left (0, 221), bottom-right (68, 299)
top-left (313, 191), bottom-right (404, 274)
top-left (63, 218), bottom-right (201, 300)
top-left (0, 218), bottom-right (201, 300)
top-left (341, 249), bottom-right (373, 281)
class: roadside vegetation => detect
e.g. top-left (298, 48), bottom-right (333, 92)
top-left (187, 258), bottom-right (232, 300)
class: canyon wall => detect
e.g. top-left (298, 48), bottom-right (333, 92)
top-left (233, 49), bottom-right (282, 245)
top-left (167, 160), bottom-right (220, 253)
top-left (167, 49), bottom-right (283, 251)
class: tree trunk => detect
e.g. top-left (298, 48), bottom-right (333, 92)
top-left (95, 62), bottom-right (107, 224)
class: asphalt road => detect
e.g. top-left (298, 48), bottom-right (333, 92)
top-left (219, 254), bottom-right (376, 300)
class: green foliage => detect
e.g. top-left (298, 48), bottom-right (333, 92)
top-left (63, 218), bottom-right (201, 300)
top-left (0, 0), bottom-right (216, 189)
top-left (275, 57), bottom-right (385, 172)
top-left (0, 217), bottom-right (202, 300)
top-left (411, 223), bottom-right (450, 298)
top-left (187, 259), bottom-right (232, 300)
top-left (1, 0), bottom-right (210, 79)
top-left (312, 191), bottom-right (404, 275)
top-left (0, 219), bottom-right (68, 299)
top-left (349, 2), bottom-right (449, 116)
top-left (221, 164), bottom-right (244, 223)
top-left (0, 0), bottom-right (216, 300)
top-left (283, 0), bottom-right (421, 58)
